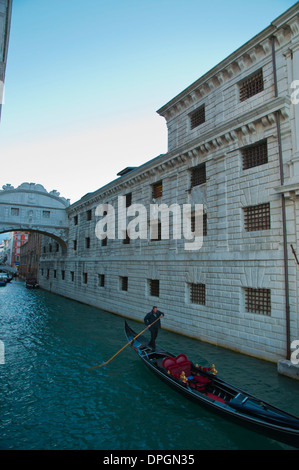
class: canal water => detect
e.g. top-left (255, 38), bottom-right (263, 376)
top-left (1, 280), bottom-right (299, 450)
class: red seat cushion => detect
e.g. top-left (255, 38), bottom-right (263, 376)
top-left (162, 354), bottom-right (192, 378)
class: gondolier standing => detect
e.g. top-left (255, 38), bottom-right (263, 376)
top-left (144, 306), bottom-right (164, 350)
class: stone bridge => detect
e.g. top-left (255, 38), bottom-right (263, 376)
top-left (0, 183), bottom-right (70, 249)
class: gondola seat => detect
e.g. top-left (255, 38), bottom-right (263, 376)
top-left (162, 354), bottom-right (212, 391)
top-left (162, 354), bottom-right (192, 378)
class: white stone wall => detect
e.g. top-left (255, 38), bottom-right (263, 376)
top-left (39, 4), bottom-right (299, 363)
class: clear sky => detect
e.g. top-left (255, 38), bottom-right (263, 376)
top-left (0, 0), bottom-right (296, 205)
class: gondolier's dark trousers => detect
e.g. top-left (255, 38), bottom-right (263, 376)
top-left (149, 327), bottom-right (158, 349)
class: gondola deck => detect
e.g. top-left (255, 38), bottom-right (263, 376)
top-left (125, 321), bottom-right (299, 449)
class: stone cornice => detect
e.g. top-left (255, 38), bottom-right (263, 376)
top-left (157, 6), bottom-right (299, 122)
top-left (68, 95), bottom-right (290, 214)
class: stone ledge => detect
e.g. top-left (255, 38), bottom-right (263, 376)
top-left (277, 359), bottom-right (299, 380)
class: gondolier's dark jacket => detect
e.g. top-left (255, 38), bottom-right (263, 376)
top-left (144, 309), bottom-right (164, 331)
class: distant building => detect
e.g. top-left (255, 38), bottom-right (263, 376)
top-left (10, 232), bottom-right (30, 269)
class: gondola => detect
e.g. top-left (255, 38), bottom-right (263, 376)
top-left (25, 278), bottom-right (39, 289)
top-left (125, 321), bottom-right (299, 449)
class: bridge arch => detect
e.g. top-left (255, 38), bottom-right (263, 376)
top-left (0, 183), bottom-right (70, 250)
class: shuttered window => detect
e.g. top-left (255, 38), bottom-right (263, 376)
top-left (242, 141), bottom-right (268, 170)
top-left (152, 181), bottom-right (162, 199)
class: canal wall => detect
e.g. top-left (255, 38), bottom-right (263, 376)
top-left (39, 5), bottom-right (299, 365)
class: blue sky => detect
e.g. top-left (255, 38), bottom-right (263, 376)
top-left (0, 0), bottom-right (296, 205)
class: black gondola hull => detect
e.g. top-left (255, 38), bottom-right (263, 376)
top-left (125, 321), bottom-right (299, 449)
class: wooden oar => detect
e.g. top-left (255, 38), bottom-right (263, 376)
top-left (90, 316), bottom-right (162, 369)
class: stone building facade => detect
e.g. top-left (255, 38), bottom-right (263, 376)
top-left (19, 232), bottom-right (42, 280)
top-left (39, 4), bottom-right (299, 363)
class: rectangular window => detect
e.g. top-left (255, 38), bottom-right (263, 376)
top-left (190, 283), bottom-right (206, 305)
top-left (149, 279), bottom-right (160, 297)
top-left (101, 238), bottom-right (107, 247)
top-left (150, 220), bottom-right (162, 241)
top-left (70, 271), bottom-right (75, 282)
top-left (190, 163), bottom-right (206, 188)
top-left (86, 209), bottom-right (92, 221)
top-left (152, 181), bottom-right (163, 199)
top-left (73, 240), bottom-right (77, 251)
top-left (242, 140), bottom-right (268, 170)
top-left (125, 192), bottom-right (132, 208)
top-left (98, 274), bottom-right (105, 287)
top-left (11, 208), bottom-right (19, 216)
top-left (190, 105), bottom-right (205, 129)
top-left (244, 203), bottom-right (270, 232)
top-left (85, 237), bottom-right (90, 249)
top-left (74, 215), bottom-right (78, 225)
top-left (61, 270), bottom-right (65, 280)
top-left (43, 210), bottom-right (50, 218)
top-left (244, 288), bottom-right (271, 315)
top-left (120, 276), bottom-right (128, 291)
top-left (54, 269), bottom-right (57, 278)
top-left (83, 272), bottom-right (88, 284)
top-left (239, 69), bottom-right (264, 102)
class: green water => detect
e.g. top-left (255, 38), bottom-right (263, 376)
top-left (0, 280), bottom-right (298, 450)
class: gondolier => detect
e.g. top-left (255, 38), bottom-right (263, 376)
top-left (144, 306), bottom-right (164, 350)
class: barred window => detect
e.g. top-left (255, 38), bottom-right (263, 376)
top-left (244, 203), bottom-right (270, 232)
top-left (152, 181), bottom-right (162, 199)
top-left (121, 276), bottom-right (128, 291)
top-left (190, 105), bottom-right (205, 129)
top-left (245, 288), bottom-right (271, 315)
top-left (242, 141), bottom-right (268, 170)
top-left (149, 279), bottom-right (160, 297)
top-left (190, 163), bottom-right (206, 188)
top-left (239, 69), bottom-right (264, 102)
top-left (190, 283), bottom-right (206, 305)
top-left (191, 211), bottom-right (207, 236)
